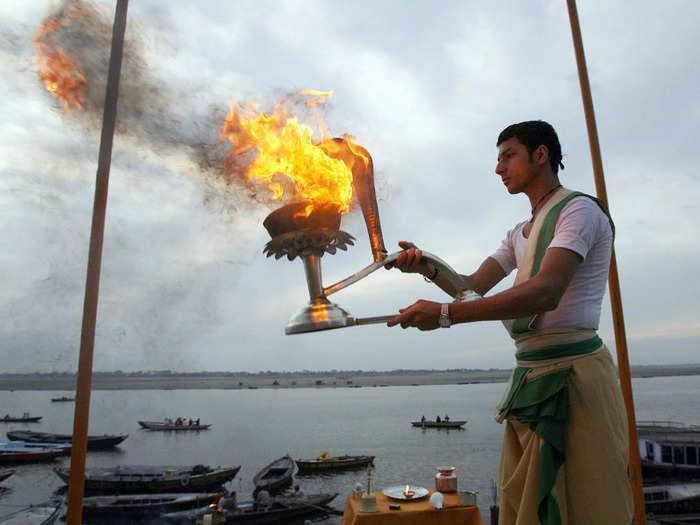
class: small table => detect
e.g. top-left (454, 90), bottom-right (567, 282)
top-left (341, 489), bottom-right (484, 525)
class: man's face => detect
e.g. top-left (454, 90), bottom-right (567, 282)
top-left (495, 137), bottom-right (537, 194)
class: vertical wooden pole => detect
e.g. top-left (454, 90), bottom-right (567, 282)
top-left (565, 1), bottom-right (646, 523)
top-left (65, 1), bottom-right (129, 524)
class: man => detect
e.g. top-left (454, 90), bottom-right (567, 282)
top-left (388, 121), bottom-right (633, 524)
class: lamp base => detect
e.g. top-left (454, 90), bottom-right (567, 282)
top-left (358, 493), bottom-right (380, 513)
top-left (285, 297), bottom-right (355, 335)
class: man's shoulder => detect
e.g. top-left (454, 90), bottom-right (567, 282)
top-left (558, 192), bottom-right (613, 237)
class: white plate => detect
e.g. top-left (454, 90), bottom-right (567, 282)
top-left (382, 485), bottom-right (429, 501)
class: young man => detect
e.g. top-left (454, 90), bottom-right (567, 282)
top-left (388, 121), bottom-right (633, 524)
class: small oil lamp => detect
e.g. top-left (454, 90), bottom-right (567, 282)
top-left (403, 484), bottom-right (415, 498)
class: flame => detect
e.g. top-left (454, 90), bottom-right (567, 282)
top-left (220, 90), bottom-right (368, 216)
top-left (33, 12), bottom-right (88, 109)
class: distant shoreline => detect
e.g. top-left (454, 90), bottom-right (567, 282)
top-left (0, 365), bottom-right (698, 391)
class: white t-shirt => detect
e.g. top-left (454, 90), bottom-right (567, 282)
top-left (489, 196), bottom-right (613, 330)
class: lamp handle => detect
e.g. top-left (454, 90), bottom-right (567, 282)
top-left (323, 250), bottom-right (466, 299)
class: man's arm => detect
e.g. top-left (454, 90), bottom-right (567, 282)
top-left (388, 247), bottom-right (582, 329)
top-left (392, 242), bottom-right (507, 297)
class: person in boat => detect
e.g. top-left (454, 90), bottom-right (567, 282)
top-left (444, 414), bottom-right (449, 422)
top-left (196, 418), bottom-right (200, 425)
top-left (421, 415), bottom-right (426, 423)
top-left (188, 418), bottom-right (192, 426)
top-left (175, 417), bottom-right (183, 426)
top-left (388, 120), bottom-right (633, 524)
top-left (436, 415), bottom-right (441, 423)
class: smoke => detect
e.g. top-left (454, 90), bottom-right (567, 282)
top-left (32, 1), bottom-right (372, 214)
top-left (32, 0), bottom-right (254, 214)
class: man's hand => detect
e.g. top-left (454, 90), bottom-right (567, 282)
top-left (387, 299), bottom-right (441, 330)
top-left (390, 241), bottom-right (433, 276)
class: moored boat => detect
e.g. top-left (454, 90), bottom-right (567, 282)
top-left (411, 419), bottom-right (467, 429)
top-left (0, 414), bottom-right (42, 423)
top-left (0, 500), bottom-right (61, 524)
top-left (162, 491), bottom-right (338, 524)
top-left (253, 455), bottom-right (297, 493)
top-left (295, 453), bottom-right (374, 473)
top-left (0, 447), bottom-right (63, 465)
top-left (0, 469), bottom-right (15, 483)
top-left (6, 430), bottom-right (127, 450)
top-left (54, 464), bottom-right (241, 493)
top-left (138, 420), bottom-right (211, 431)
top-left (644, 481), bottom-right (700, 515)
top-left (80, 492), bottom-right (220, 523)
top-left (0, 441), bottom-right (72, 456)
top-left (638, 421), bottom-right (700, 481)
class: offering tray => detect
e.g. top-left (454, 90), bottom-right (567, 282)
top-left (382, 486), bottom-right (429, 501)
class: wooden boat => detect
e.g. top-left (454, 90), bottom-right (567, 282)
top-left (162, 492), bottom-right (338, 524)
top-left (0, 414), bottom-right (42, 423)
top-left (295, 454), bottom-right (375, 473)
top-left (80, 492), bottom-right (220, 523)
top-left (637, 421), bottom-right (700, 481)
top-left (0, 469), bottom-right (15, 483)
top-left (54, 464), bottom-right (241, 493)
top-left (0, 447), bottom-right (63, 464)
top-left (644, 482), bottom-right (700, 515)
top-left (138, 420), bottom-right (212, 431)
top-left (6, 430), bottom-right (128, 450)
top-left (0, 441), bottom-right (72, 456)
top-left (253, 455), bottom-right (297, 493)
top-left (411, 419), bottom-right (467, 429)
top-left (50, 396), bottom-right (74, 402)
top-left (0, 501), bottom-right (61, 524)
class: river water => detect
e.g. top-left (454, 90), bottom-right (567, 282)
top-left (0, 375), bottom-right (698, 522)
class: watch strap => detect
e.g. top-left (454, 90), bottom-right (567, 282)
top-left (439, 303), bottom-right (451, 328)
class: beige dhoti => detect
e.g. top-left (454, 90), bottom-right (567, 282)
top-left (497, 346), bottom-right (634, 525)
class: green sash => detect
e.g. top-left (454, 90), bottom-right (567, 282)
top-left (504, 189), bottom-right (583, 335)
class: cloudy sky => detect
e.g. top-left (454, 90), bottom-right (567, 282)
top-left (1, 0), bottom-right (698, 373)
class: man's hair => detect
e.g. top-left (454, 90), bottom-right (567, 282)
top-left (497, 120), bottom-right (564, 175)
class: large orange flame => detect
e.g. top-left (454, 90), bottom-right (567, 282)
top-left (33, 12), bottom-right (87, 109)
top-left (220, 91), bottom-right (368, 215)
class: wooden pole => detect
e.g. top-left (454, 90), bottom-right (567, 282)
top-left (65, 1), bottom-right (129, 524)
top-left (565, 1), bottom-right (646, 523)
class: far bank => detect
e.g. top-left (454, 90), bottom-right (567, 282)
top-left (0, 365), bottom-right (698, 391)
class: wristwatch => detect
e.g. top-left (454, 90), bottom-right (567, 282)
top-left (439, 303), bottom-right (452, 328)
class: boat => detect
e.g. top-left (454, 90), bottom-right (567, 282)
top-left (0, 469), bottom-right (15, 483)
top-left (50, 396), bottom-right (74, 402)
top-left (0, 441), bottom-right (72, 456)
top-left (0, 447), bottom-right (63, 464)
top-left (6, 430), bottom-right (128, 450)
top-left (295, 453), bottom-right (375, 473)
top-left (0, 413), bottom-right (42, 423)
top-left (79, 492), bottom-right (220, 523)
top-left (253, 455), bottom-right (297, 493)
top-left (411, 419), bottom-right (467, 429)
top-left (162, 491), bottom-right (338, 524)
top-left (0, 501), bottom-right (61, 524)
top-left (644, 481), bottom-right (700, 515)
top-left (138, 420), bottom-right (212, 431)
top-left (637, 421), bottom-right (700, 481)
top-left (54, 464), bottom-right (241, 493)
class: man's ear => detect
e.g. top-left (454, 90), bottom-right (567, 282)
top-left (535, 145), bottom-right (549, 166)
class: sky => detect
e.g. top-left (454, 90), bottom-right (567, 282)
top-left (1, 0), bottom-right (698, 373)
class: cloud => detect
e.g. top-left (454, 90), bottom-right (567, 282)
top-left (0, 0), bottom-right (698, 372)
